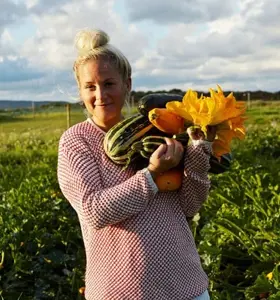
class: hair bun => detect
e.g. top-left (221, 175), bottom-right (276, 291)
top-left (75, 29), bottom-right (109, 54)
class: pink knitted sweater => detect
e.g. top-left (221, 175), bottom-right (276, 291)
top-left (57, 119), bottom-right (212, 300)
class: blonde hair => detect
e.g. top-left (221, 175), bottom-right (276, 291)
top-left (73, 29), bottom-right (132, 87)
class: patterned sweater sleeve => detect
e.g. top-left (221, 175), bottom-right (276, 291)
top-left (57, 132), bottom-right (157, 230)
top-left (178, 141), bottom-right (212, 218)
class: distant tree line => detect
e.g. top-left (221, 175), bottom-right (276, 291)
top-left (130, 89), bottom-right (280, 103)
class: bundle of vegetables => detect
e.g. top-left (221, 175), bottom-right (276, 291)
top-left (103, 94), bottom-right (186, 168)
top-left (103, 87), bottom-right (246, 191)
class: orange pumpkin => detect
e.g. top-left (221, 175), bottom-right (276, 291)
top-left (148, 108), bottom-right (185, 134)
top-left (155, 168), bottom-right (183, 191)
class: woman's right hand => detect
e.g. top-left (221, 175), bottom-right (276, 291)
top-left (147, 138), bottom-right (184, 179)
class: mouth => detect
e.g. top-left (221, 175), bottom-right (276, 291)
top-left (95, 103), bottom-right (113, 107)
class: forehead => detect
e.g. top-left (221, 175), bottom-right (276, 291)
top-left (78, 58), bottom-right (121, 82)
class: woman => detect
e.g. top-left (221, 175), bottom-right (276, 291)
top-left (57, 29), bottom-right (215, 300)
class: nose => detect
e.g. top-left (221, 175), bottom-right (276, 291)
top-left (95, 86), bottom-right (107, 102)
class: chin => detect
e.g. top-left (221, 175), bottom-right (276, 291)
top-left (100, 113), bottom-right (121, 125)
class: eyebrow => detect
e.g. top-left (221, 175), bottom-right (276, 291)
top-left (84, 78), bottom-right (117, 84)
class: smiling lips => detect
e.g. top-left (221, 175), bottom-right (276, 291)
top-left (95, 103), bottom-right (113, 107)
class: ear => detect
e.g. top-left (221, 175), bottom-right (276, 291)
top-left (125, 77), bottom-right (132, 92)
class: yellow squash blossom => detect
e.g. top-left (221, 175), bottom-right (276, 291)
top-left (166, 85), bottom-right (247, 158)
top-left (267, 272), bottom-right (273, 280)
top-left (212, 116), bottom-right (246, 158)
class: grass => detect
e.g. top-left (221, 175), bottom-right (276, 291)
top-left (0, 106), bottom-right (139, 146)
top-left (245, 101), bottom-right (280, 125)
top-left (1, 110), bottom-right (84, 143)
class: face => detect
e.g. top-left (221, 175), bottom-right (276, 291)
top-left (78, 57), bottom-right (131, 131)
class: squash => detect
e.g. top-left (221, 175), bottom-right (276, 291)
top-left (155, 167), bottom-right (183, 191)
top-left (103, 114), bottom-right (154, 166)
top-left (208, 153), bottom-right (232, 174)
top-left (138, 93), bottom-right (183, 116)
top-left (131, 135), bottom-right (188, 161)
top-left (148, 108), bottom-right (185, 134)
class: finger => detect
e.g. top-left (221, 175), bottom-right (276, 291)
top-left (186, 127), bottom-right (193, 135)
top-left (164, 138), bottom-right (175, 159)
top-left (187, 127), bottom-right (205, 140)
top-left (173, 140), bottom-right (184, 160)
top-left (187, 127), bottom-right (198, 140)
top-left (198, 130), bottom-right (206, 140)
top-left (187, 127), bottom-right (196, 137)
top-left (151, 144), bottom-right (167, 159)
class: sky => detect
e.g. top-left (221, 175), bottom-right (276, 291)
top-left (0, 0), bottom-right (280, 101)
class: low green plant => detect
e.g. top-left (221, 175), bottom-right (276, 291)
top-left (0, 103), bottom-right (279, 299)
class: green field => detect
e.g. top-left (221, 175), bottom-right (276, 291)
top-left (0, 102), bottom-right (280, 299)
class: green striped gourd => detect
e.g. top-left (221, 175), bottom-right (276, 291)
top-left (103, 114), bottom-right (154, 166)
top-left (131, 134), bottom-right (189, 161)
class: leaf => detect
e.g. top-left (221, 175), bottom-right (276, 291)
top-left (245, 273), bottom-right (273, 298)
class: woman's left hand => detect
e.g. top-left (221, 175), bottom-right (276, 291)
top-left (187, 125), bottom-right (217, 142)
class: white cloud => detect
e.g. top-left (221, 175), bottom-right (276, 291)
top-left (1, 0), bottom-right (280, 101)
top-left (0, 56), bottom-right (45, 82)
top-left (125, 0), bottom-right (238, 24)
top-left (130, 0), bottom-right (280, 92)
top-left (21, 0), bottom-right (148, 70)
top-left (1, 29), bottom-right (13, 43)
top-left (0, 0), bottom-right (27, 28)
top-left (0, 29), bottom-right (17, 56)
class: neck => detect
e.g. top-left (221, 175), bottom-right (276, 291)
top-left (91, 115), bottom-right (124, 132)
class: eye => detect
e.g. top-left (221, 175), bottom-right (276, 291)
top-left (105, 82), bottom-right (114, 87)
top-left (85, 85), bottom-right (95, 90)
